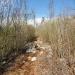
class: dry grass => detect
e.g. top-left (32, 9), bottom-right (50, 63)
top-left (37, 17), bottom-right (75, 75)
top-left (0, 24), bottom-right (36, 66)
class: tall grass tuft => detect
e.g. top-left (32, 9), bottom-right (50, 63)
top-left (37, 17), bottom-right (75, 75)
top-left (0, 24), bottom-right (36, 63)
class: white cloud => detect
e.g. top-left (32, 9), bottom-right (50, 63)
top-left (28, 17), bottom-right (49, 25)
top-left (28, 18), bottom-right (42, 25)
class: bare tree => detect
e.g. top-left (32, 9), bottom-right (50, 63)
top-left (41, 17), bottom-right (45, 24)
top-left (49, 0), bottom-right (54, 19)
top-left (0, 0), bottom-right (4, 26)
top-left (31, 10), bottom-right (36, 27)
top-left (21, 0), bottom-right (28, 24)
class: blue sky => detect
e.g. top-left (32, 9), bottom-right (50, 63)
top-left (28, 0), bottom-right (49, 18)
top-left (0, 0), bottom-right (75, 18)
top-left (28, 0), bottom-right (75, 18)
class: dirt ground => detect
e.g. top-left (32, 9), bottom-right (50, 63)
top-left (3, 40), bottom-right (53, 75)
top-left (3, 39), bottom-right (75, 75)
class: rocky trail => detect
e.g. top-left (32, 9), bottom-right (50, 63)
top-left (1, 39), bottom-right (75, 75)
top-left (2, 39), bottom-right (53, 75)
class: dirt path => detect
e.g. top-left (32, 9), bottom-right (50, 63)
top-left (3, 40), bottom-right (53, 75)
top-left (2, 39), bottom-right (75, 75)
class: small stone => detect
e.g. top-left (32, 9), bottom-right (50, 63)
top-left (39, 51), bottom-right (44, 55)
top-left (31, 57), bottom-right (37, 61)
top-left (32, 50), bottom-right (36, 53)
